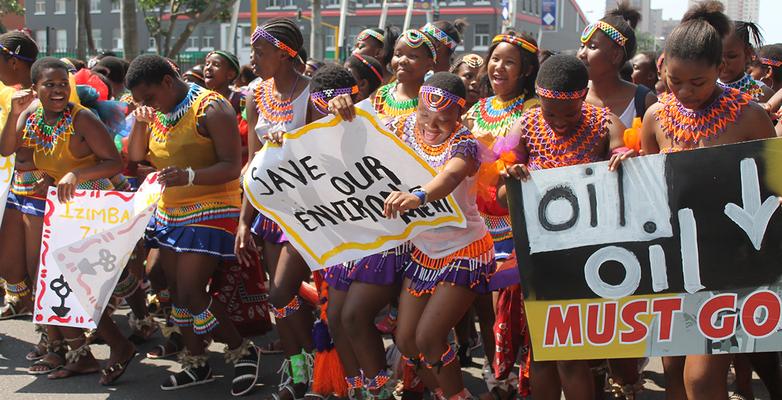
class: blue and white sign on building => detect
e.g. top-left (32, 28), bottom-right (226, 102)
top-left (501, 0), bottom-right (510, 26)
top-left (541, 0), bottom-right (557, 31)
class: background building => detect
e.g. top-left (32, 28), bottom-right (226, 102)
top-left (688, 0), bottom-right (759, 22)
top-left (25, 0), bottom-right (587, 67)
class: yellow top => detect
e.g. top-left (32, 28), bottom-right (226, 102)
top-left (0, 82), bottom-right (16, 129)
top-left (147, 85), bottom-right (241, 211)
top-left (23, 103), bottom-right (104, 182)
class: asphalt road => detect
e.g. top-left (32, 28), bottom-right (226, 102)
top-left (0, 310), bottom-right (772, 399)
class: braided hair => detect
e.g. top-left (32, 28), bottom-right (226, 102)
top-left (602, 1), bottom-right (641, 64)
top-left (0, 30), bottom-right (38, 64)
top-left (666, 1), bottom-right (732, 67)
top-left (346, 54), bottom-right (383, 93)
top-left (260, 18), bottom-right (304, 61)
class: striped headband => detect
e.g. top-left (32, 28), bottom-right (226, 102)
top-left (421, 23), bottom-right (457, 52)
top-left (492, 35), bottom-right (538, 54)
top-left (0, 44), bottom-right (34, 62)
top-left (420, 85), bottom-right (465, 111)
top-left (580, 21), bottom-right (628, 47)
top-left (353, 53), bottom-right (384, 83)
top-left (535, 85), bottom-right (588, 100)
top-left (400, 30), bottom-right (437, 63)
top-left (311, 86), bottom-right (359, 114)
top-left (760, 57), bottom-right (782, 68)
top-left (251, 26), bottom-right (298, 58)
top-left (357, 29), bottom-right (385, 45)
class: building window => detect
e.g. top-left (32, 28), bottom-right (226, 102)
top-left (35, 0), bottom-right (46, 14)
top-left (90, 0), bottom-right (101, 13)
top-left (325, 33), bottom-right (335, 50)
top-left (56, 29), bottom-right (67, 52)
top-left (268, 0), bottom-right (280, 7)
top-left (148, 37), bottom-right (157, 52)
top-left (35, 30), bottom-right (47, 52)
top-left (112, 28), bottom-right (123, 50)
top-left (111, 0), bottom-right (121, 12)
top-left (325, 0), bottom-right (340, 8)
top-left (202, 36), bottom-right (214, 50)
top-left (365, 0), bottom-right (381, 6)
top-left (91, 29), bottom-right (102, 50)
top-left (283, 0), bottom-right (296, 7)
top-left (474, 24), bottom-right (490, 50)
top-left (55, 0), bottom-right (66, 14)
top-left (187, 36), bottom-right (199, 50)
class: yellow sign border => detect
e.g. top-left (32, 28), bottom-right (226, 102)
top-left (244, 108), bottom-right (466, 266)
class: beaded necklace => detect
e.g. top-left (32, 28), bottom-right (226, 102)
top-left (473, 94), bottom-right (528, 136)
top-left (718, 73), bottom-right (764, 101)
top-left (521, 103), bottom-right (609, 170)
top-left (24, 105), bottom-right (73, 155)
top-left (373, 82), bottom-right (418, 117)
top-left (150, 83), bottom-right (201, 143)
top-left (254, 76), bottom-right (301, 125)
top-left (654, 88), bottom-right (751, 146)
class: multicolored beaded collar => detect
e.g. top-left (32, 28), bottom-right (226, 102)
top-left (654, 88), bottom-right (751, 146)
top-left (760, 57), bottom-right (782, 68)
top-left (535, 85), bottom-right (589, 100)
top-left (311, 85), bottom-right (359, 115)
top-left (718, 73), bottom-right (764, 101)
top-left (400, 30), bottom-right (437, 63)
top-left (473, 94), bottom-right (529, 134)
top-left (491, 34), bottom-right (537, 54)
top-left (420, 85), bottom-right (465, 112)
top-left (373, 82), bottom-right (418, 117)
top-left (580, 21), bottom-right (628, 47)
top-left (24, 105), bottom-right (73, 155)
top-left (521, 104), bottom-right (609, 170)
top-left (352, 53), bottom-right (384, 83)
top-left (251, 26), bottom-right (298, 58)
top-left (421, 23), bottom-right (458, 52)
top-left (357, 29), bottom-right (385, 45)
top-left (255, 79), bottom-right (296, 125)
top-left (150, 83), bottom-right (202, 143)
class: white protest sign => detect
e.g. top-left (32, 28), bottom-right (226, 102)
top-left (244, 107), bottom-right (465, 270)
top-left (0, 154), bottom-right (13, 226)
top-left (34, 174), bottom-right (162, 328)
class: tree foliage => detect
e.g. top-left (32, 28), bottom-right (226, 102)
top-left (138, 0), bottom-right (237, 57)
top-left (0, 0), bottom-right (23, 33)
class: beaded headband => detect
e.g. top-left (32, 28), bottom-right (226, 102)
top-left (420, 85), bottom-right (466, 111)
top-left (357, 29), bottom-right (385, 45)
top-left (535, 85), bottom-right (588, 100)
top-left (400, 30), bottom-right (437, 63)
top-left (421, 23), bottom-right (458, 52)
top-left (251, 26), bottom-right (299, 58)
top-left (492, 35), bottom-right (538, 54)
top-left (310, 85), bottom-right (359, 114)
top-left (353, 53), bottom-right (384, 83)
top-left (580, 21), bottom-right (628, 47)
top-left (760, 57), bottom-right (782, 68)
top-left (450, 53), bottom-right (484, 73)
top-left (0, 44), bottom-right (34, 62)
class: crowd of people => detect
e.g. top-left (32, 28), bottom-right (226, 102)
top-left (0, 0), bottom-right (781, 399)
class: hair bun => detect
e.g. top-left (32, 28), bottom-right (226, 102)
top-left (682, 0), bottom-right (731, 37)
top-left (453, 18), bottom-right (468, 34)
top-left (607, 1), bottom-right (641, 29)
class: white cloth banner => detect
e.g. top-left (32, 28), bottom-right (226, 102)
top-left (243, 105), bottom-right (465, 270)
top-left (34, 174), bottom-right (162, 328)
top-left (0, 154), bottom-right (14, 227)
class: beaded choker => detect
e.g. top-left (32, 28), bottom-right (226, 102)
top-left (421, 23), bottom-right (458, 52)
top-left (24, 105), bottom-right (73, 155)
top-left (255, 79), bottom-right (298, 125)
top-left (420, 85), bottom-right (465, 112)
top-left (373, 82), bottom-right (418, 117)
top-left (352, 53), bottom-right (384, 83)
top-left (251, 27), bottom-right (298, 58)
top-left (522, 104), bottom-right (609, 169)
top-left (581, 21), bottom-right (627, 47)
top-left (150, 83), bottom-right (201, 143)
top-left (535, 85), bottom-right (588, 100)
top-left (400, 30), bottom-right (437, 63)
top-left (491, 35), bottom-right (537, 54)
top-left (718, 73), bottom-right (764, 101)
top-left (760, 57), bottom-right (782, 68)
top-left (311, 85), bottom-right (359, 115)
top-left (473, 94), bottom-right (528, 134)
top-left (357, 29), bottom-right (384, 45)
top-left (654, 88), bottom-right (751, 146)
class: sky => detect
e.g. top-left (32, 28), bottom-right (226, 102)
top-left (576, 0), bottom-right (782, 44)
